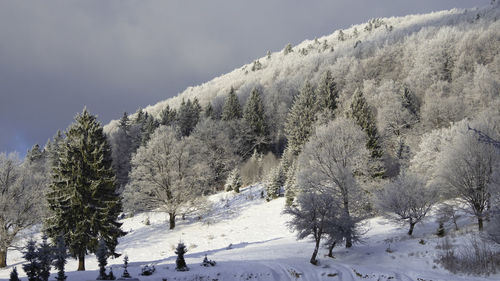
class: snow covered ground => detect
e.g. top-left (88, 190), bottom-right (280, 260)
top-left (1, 184), bottom-right (499, 281)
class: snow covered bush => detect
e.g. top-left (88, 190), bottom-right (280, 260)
top-left (140, 264), bottom-right (155, 276)
top-left (175, 243), bottom-right (189, 271)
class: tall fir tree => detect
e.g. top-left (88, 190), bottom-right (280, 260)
top-left (221, 87), bottom-right (242, 121)
top-left (9, 267), bottom-right (20, 281)
top-left (348, 89), bottom-right (385, 177)
top-left (316, 70), bottom-right (339, 115)
top-left (177, 98), bottom-right (202, 137)
top-left (141, 113), bottom-right (159, 145)
top-left (159, 105), bottom-right (177, 126)
top-left (204, 102), bottom-right (214, 119)
top-left (26, 144), bottom-right (45, 164)
top-left (284, 81), bottom-right (318, 156)
top-left (45, 108), bottom-right (125, 271)
top-left (175, 243), bottom-right (188, 271)
top-left (111, 112), bottom-right (133, 191)
top-left (243, 88), bottom-right (269, 153)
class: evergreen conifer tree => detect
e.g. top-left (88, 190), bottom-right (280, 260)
top-left (178, 98), bottom-right (202, 136)
top-left (284, 160), bottom-right (298, 207)
top-left (316, 70), bottom-right (339, 114)
top-left (243, 88), bottom-right (269, 153)
top-left (26, 144), bottom-right (45, 164)
top-left (9, 267), bottom-right (20, 281)
top-left (141, 114), bottom-right (159, 146)
top-left (159, 105), bottom-right (177, 127)
top-left (284, 81), bottom-right (318, 155)
top-left (53, 236), bottom-right (68, 281)
top-left (121, 255), bottom-right (131, 278)
top-left (221, 87), bottom-right (242, 121)
top-left (96, 239), bottom-right (109, 280)
top-left (22, 239), bottom-right (41, 281)
top-left (225, 168), bottom-right (242, 193)
top-left (175, 243), bottom-right (188, 271)
top-left (111, 112), bottom-right (133, 190)
top-left (45, 108), bottom-right (125, 271)
top-left (204, 103), bottom-right (214, 119)
top-left (38, 235), bottom-right (53, 281)
top-left (348, 89), bottom-right (385, 177)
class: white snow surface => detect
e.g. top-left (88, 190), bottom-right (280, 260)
top-left (1, 184), bottom-right (499, 281)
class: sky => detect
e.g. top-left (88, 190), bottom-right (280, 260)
top-left (0, 0), bottom-right (491, 156)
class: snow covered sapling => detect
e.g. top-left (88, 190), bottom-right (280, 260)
top-left (22, 239), bottom-right (41, 281)
top-left (201, 255), bottom-right (216, 267)
top-left (121, 255), bottom-right (131, 278)
top-left (225, 168), bottom-right (242, 193)
top-left (9, 267), bottom-right (20, 281)
top-left (96, 239), bottom-right (109, 280)
top-left (53, 236), bottom-right (69, 281)
top-left (175, 242), bottom-right (189, 271)
top-left (140, 264), bottom-right (155, 276)
top-left (38, 235), bottom-right (53, 281)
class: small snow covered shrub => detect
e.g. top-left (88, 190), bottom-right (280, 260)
top-left (201, 255), bottom-right (216, 267)
top-left (140, 264), bottom-right (155, 276)
top-left (436, 234), bottom-right (500, 275)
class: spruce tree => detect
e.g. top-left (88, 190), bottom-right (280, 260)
top-left (141, 114), bottom-right (159, 146)
top-left (243, 88), bottom-right (269, 153)
top-left (204, 103), bottom-right (214, 119)
top-left (9, 267), bottom-right (20, 281)
top-left (316, 70), bottom-right (339, 114)
top-left (53, 236), bottom-right (68, 281)
top-left (121, 255), bottom-right (131, 278)
top-left (38, 235), bottom-right (53, 281)
top-left (221, 87), bottom-right (242, 121)
top-left (45, 108), bottom-right (125, 271)
top-left (112, 112), bottom-right (133, 190)
top-left (284, 81), bottom-right (318, 155)
top-left (178, 98), bottom-right (202, 136)
top-left (159, 105), bottom-right (177, 126)
top-left (348, 89), bottom-right (384, 177)
top-left (175, 243), bottom-right (188, 271)
top-left (26, 144), bottom-right (45, 164)
top-left (96, 239), bottom-right (108, 280)
top-left (22, 239), bottom-right (41, 281)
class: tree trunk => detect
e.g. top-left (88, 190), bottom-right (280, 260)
top-left (478, 217), bottom-right (484, 231)
top-left (328, 241), bottom-right (336, 258)
top-left (310, 238), bottom-right (320, 265)
top-left (0, 248), bottom-right (7, 268)
top-left (77, 253), bottom-right (85, 271)
top-left (408, 222), bottom-right (416, 236)
top-left (169, 213), bottom-right (176, 230)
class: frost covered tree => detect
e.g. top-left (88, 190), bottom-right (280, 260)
top-left (159, 105), bottom-right (177, 126)
top-left (0, 153), bottom-right (40, 268)
top-left (191, 119), bottom-right (240, 192)
top-left (224, 168), bottom-right (242, 193)
top-left (243, 88), bottom-right (269, 153)
top-left (96, 239), bottom-right (109, 280)
top-left (45, 108), bottom-right (124, 271)
top-left (284, 191), bottom-right (339, 265)
top-left (438, 118), bottom-right (500, 231)
top-left (221, 87), bottom-right (242, 121)
top-left (297, 118), bottom-right (370, 247)
top-left (376, 172), bottom-right (437, 235)
top-left (283, 43), bottom-right (293, 55)
top-left (285, 81), bottom-right (318, 155)
top-left (124, 125), bottom-right (209, 229)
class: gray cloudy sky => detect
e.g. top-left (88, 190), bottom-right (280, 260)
top-left (0, 0), bottom-right (489, 156)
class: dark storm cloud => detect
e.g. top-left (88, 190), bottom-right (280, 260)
top-left (0, 0), bottom-right (490, 155)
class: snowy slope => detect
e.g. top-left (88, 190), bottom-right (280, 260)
top-left (1, 185), bottom-right (498, 281)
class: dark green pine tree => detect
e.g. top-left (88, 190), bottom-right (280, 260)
top-left (38, 235), bottom-right (53, 281)
top-left (45, 130), bottom-right (65, 167)
top-left (348, 89), bottom-right (385, 177)
top-left (141, 113), bottom-right (159, 145)
top-left (175, 243), bottom-right (188, 271)
top-left (53, 236), bottom-right (68, 281)
top-left (400, 85), bottom-right (419, 119)
top-left (26, 144), bottom-right (45, 164)
top-left (316, 70), bottom-right (339, 115)
top-left (45, 108), bottom-right (125, 271)
top-left (284, 81), bottom-right (318, 155)
top-left (9, 267), bottom-right (20, 281)
top-left (221, 87), bottom-right (242, 121)
top-left (96, 239), bottom-right (108, 280)
top-left (159, 105), bottom-right (177, 126)
top-left (243, 88), bottom-right (269, 153)
top-left (22, 239), bottom-right (41, 281)
top-left (204, 102), bottom-right (214, 119)
top-left (177, 98), bottom-right (202, 137)
top-left (112, 112), bottom-right (133, 190)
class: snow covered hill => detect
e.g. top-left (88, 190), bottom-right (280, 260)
top-left (1, 185), bottom-right (498, 281)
